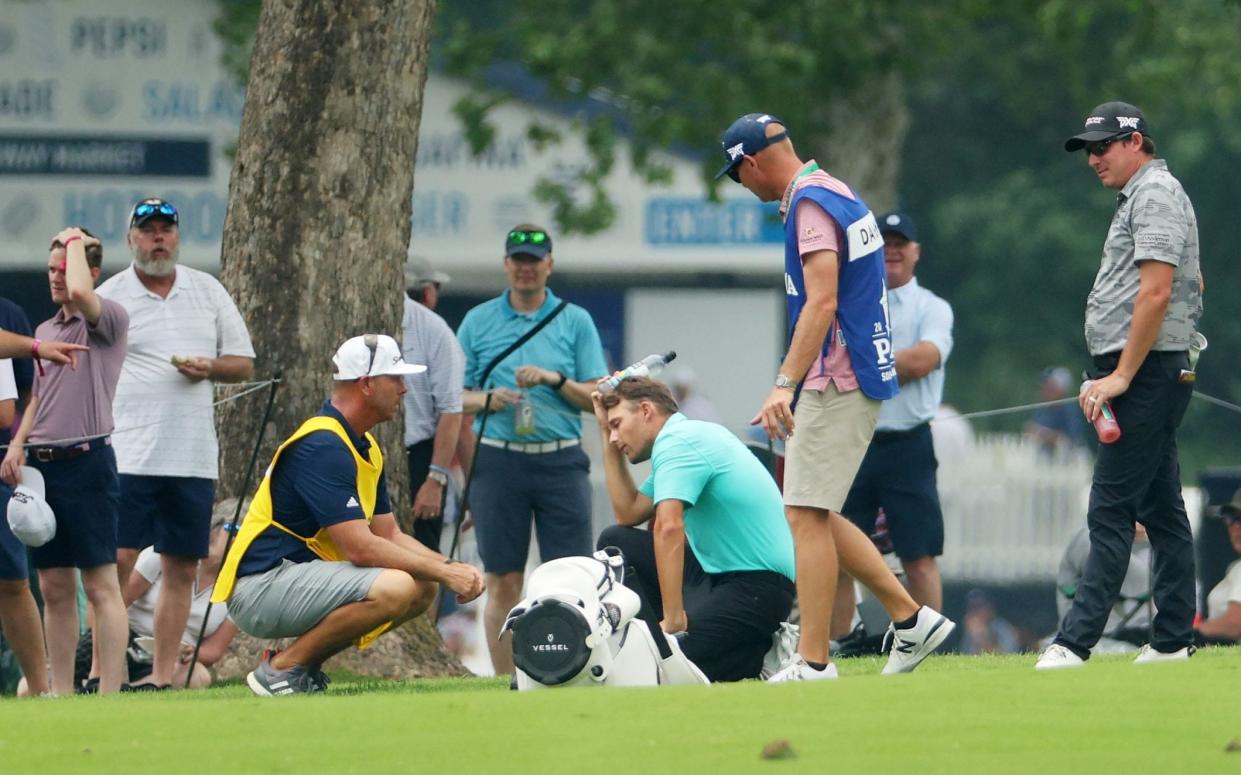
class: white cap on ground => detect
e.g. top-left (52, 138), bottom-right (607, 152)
top-left (332, 334), bottom-right (426, 380)
top-left (7, 466), bottom-right (56, 547)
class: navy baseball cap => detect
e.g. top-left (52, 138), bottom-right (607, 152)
top-left (129, 198), bottom-right (178, 228)
top-left (878, 211), bottom-right (917, 242)
top-left (1064, 102), bottom-right (1150, 152)
top-left (505, 225), bottom-right (553, 259)
top-left (714, 113), bottom-right (788, 181)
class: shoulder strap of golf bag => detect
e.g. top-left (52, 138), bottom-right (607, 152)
top-left (479, 299), bottom-right (570, 388)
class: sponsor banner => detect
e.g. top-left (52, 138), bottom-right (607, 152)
top-left (0, 134), bottom-right (210, 176)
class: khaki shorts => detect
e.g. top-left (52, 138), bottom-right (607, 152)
top-left (783, 384), bottom-right (880, 512)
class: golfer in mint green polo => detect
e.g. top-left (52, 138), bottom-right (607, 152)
top-left (592, 377), bottom-right (795, 682)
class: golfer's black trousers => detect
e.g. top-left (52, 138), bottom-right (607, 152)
top-left (598, 525), bottom-right (794, 682)
top-left (1056, 350), bottom-right (1196, 658)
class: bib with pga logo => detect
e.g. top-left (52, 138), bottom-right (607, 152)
top-left (782, 182), bottom-right (899, 401)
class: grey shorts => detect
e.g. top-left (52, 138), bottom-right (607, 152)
top-left (228, 560), bottom-right (383, 639)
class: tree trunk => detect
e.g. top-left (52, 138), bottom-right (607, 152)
top-left (809, 71), bottom-right (909, 212)
top-left (215, 0), bottom-right (464, 678)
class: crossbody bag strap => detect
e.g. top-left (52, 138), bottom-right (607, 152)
top-left (478, 299), bottom-right (570, 388)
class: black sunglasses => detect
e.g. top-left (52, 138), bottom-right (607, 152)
top-left (507, 230), bottom-right (548, 246)
top-left (1084, 133), bottom-right (1133, 157)
top-left (132, 201), bottom-right (179, 224)
top-left (363, 333), bottom-right (379, 377)
top-left (1224, 512), bottom-right (1241, 526)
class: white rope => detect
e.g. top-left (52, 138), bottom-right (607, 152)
top-left (0, 378), bottom-right (279, 452)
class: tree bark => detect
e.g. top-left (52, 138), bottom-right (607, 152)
top-left (810, 71), bottom-right (909, 213)
top-left (215, 0), bottom-right (464, 677)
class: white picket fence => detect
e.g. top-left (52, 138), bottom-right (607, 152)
top-left (937, 434), bottom-right (1094, 582)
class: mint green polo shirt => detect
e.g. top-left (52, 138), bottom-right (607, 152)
top-left (640, 414), bottom-right (795, 581)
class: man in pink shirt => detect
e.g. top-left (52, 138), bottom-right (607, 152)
top-left (0, 227), bottom-right (131, 695)
top-left (717, 113), bottom-right (953, 680)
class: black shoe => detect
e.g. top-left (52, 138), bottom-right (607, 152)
top-left (122, 682), bottom-right (171, 692)
top-left (76, 677), bottom-right (100, 695)
top-left (834, 623), bottom-right (887, 658)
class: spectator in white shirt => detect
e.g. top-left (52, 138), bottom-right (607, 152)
top-left (97, 198), bottom-right (254, 690)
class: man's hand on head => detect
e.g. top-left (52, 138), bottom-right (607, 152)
top-left (590, 390), bottom-right (610, 431)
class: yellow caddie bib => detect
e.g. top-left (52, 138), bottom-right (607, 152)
top-left (212, 415), bottom-right (392, 648)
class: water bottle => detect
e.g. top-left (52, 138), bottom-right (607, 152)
top-left (1080, 380), bottom-right (1121, 444)
top-left (597, 351), bottom-right (677, 394)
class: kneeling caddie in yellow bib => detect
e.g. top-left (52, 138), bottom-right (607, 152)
top-left (213, 334), bottom-right (486, 696)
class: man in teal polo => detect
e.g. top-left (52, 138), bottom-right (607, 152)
top-left (457, 224), bottom-right (609, 675)
top-left (592, 377), bottom-right (796, 681)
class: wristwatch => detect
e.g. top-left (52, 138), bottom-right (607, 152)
top-left (774, 374), bottom-right (796, 391)
top-left (426, 469), bottom-right (449, 486)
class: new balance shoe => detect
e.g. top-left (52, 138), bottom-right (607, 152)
top-left (246, 655), bottom-right (322, 697)
top-left (766, 654), bottom-right (839, 683)
top-left (882, 606), bottom-right (955, 675)
top-left (1133, 644), bottom-right (1193, 664)
top-left (1035, 643), bottom-right (1085, 670)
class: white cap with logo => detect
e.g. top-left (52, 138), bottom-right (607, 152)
top-left (7, 466), bottom-right (56, 547)
top-left (332, 334), bottom-right (427, 380)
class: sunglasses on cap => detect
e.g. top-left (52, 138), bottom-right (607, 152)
top-left (1084, 133), bottom-right (1133, 157)
top-left (363, 333), bottom-right (379, 377)
top-left (132, 201), bottom-right (179, 223)
top-left (507, 230), bottom-right (549, 246)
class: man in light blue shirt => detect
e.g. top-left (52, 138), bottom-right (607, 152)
top-left (592, 377), bottom-right (795, 681)
top-left (456, 224), bottom-right (608, 676)
top-left (839, 211), bottom-right (954, 632)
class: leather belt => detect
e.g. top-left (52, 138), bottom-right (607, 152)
top-left (28, 436), bottom-right (111, 463)
top-left (479, 437), bottom-right (581, 454)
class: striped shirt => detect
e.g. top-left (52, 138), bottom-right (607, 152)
top-left (401, 296), bottom-right (465, 446)
top-left (98, 265), bottom-right (254, 479)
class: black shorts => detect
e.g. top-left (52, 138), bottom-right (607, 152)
top-left (406, 439), bottom-right (444, 551)
top-left (29, 446), bottom-right (120, 570)
top-left (117, 475), bottom-right (215, 559)
top-left (841, 422), bottom-right (944, 561)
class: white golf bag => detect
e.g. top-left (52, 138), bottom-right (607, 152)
top-left (501, 548), bottom-right (710, 689)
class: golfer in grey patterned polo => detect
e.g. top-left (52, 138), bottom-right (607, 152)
top-left (1037, 101), bottom-right (1202, 671)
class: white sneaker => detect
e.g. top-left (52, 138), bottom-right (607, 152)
top-left (1133, 644), bottom-right (1192, 664)
top-left (1035, 643), bottom-right (1085, 671)
top-left (881, 606), bottom-right (956, 675)
top-left (766, 654), bottom-right (838, 683)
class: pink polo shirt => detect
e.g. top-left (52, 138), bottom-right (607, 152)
top-left (779, 161), bottom-right (859, 393)
top-left (28, 298), bottom-right (128, 444)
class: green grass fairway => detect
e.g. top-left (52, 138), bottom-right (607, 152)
top-left (1, 648), bottom-right (1238, 773)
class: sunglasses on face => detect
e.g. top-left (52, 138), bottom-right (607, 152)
top-left (1224, 513), bottom-right (1241, 526)
top-left (133, 201), bottom-right (179, 222)
top-left (507, 230), bottom-right (548, 246)
top-left (1084, 133), bottom-right (1133, 157)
